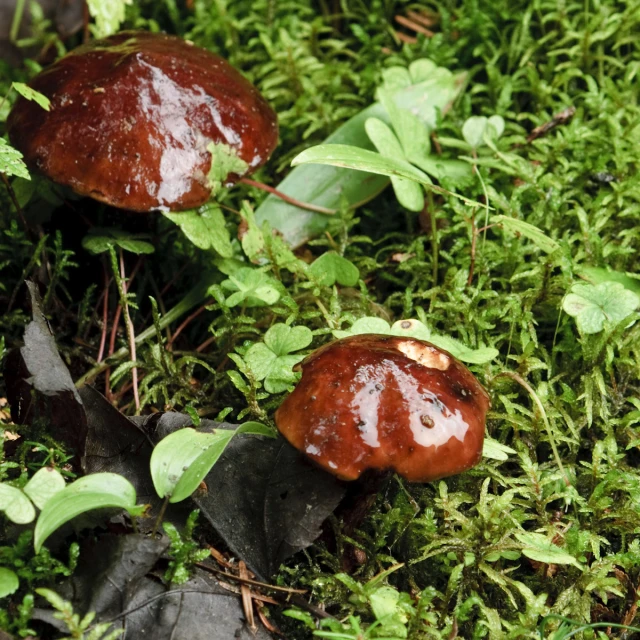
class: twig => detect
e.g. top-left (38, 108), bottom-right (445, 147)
top-left (75, 273), bottom-right (219, 387)
top-left (240, 177), bottom-right (337, 215)
top-left (167, 300), bottom-right (213, 349)
top-left (239, 561), bottom-right (257, 633)
top-left (96, 260), bottom-right (110, 363)
top-left (194, 562), bottom-right (307, 594)
top-left (394, 14), bottom-right (434, 37)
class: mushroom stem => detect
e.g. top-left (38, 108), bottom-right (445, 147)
top-left (240, 177), bottom-right (337, 215)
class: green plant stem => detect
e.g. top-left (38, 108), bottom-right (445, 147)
top-left (428, 191), bottom-right (438, 287)
top-left (152, 496), bottom-right (169, 538)
top-left (75, 273), bottom-right (218, 387)
top-left (10, 0), bottom-right (26, 43)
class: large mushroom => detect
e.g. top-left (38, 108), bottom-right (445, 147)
top-left (275, 334), bottom-right (490, 483)
top-left (7, 31), bottom-right (278, 212)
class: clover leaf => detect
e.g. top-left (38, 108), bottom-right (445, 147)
top-left (244, 324), bottom-right (313, 393)
top-left (82, 227), bottom-right (155, 255)
top-left (164, 203), bottom-right (232, 257)
top-left (220, 267), bottom-right (282, 308)
top-left (563, 282), bottom-right (639, 335)
top-left (308, 251), bottom-right (360, 287)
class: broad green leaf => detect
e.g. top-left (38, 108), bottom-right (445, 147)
top-left (0, 138), bottom-right (30, 179)
top-left (482, 438), bottom-right (517, 461)
top-left (264, 324), bottom-right (313, 356)
top-left (0, 483), bottom-right (36, 524)
top-left (0, 568), bottom-right (19, 599)
top-left (333, 317), bottom-right (393, 339)
top-left (332, 316), bottom-right (498, 364)
top-left (23, 467), bottom-right (66, 510)
top-left (12, 82), bottom-right (50, 111)
top-left (577, 266), bottom-right (640, 295)
top-left (563, 282), bottom-right (639, 335)
top-left (82, 228), bottom-right (155, 255)
top-left (151, 425), bottom-right (274, 503)
top-left (365, 117), bottom-right (424, 211)
top-left (308, 251), bottom-right (361, 287)
top-left (390, 319), bottom-right (431, 342)
top-left (493, 215), bottom-right (560, 254)
top-left (164, 203), bottom-right (232, 257)
top-left (34, 473), bottom-right (141, 552)
top-left (207, 142), bottom-right (249, 195)
top-left (426, 334), bottom-right (499, 365)
top-left (244, 343), bottom-right (278, 380)
top-left (412, 156), bottom-right (474, 189)
top-left (515, 532), bottom-right (583, 569)
top-left (264, 354), bottom-right (304, 393)
top-left (220, 267), bottom-right (281, 307)
top-left (86, 0), bottom-right (131, 37)
top-left (292, 144), bottom-right (481, 208)
top-left (255, 64), bottom-right (465, 248)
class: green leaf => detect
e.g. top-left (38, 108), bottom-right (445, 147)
top-left (264, 324), bottom-right (313, 356)
top-left (515, 532), bottom-right (583, 569)
top-left (0, 483), bottom-right (36, 524)
top-left (292, 144), bottom-right (482, 207)
top-left (220, 267), bottom-right (281, 307)
top-left (238, 202), bottom-right (264, 262)
top-left (82, 228), bottom-right (155, 255)
top-left (151, 424), bottom-right (274, 504)
top-left (482, 438), bottom-right (517, 461)
top-left (332, 316), bottom-right (498, 364)
top-left (563, 282), bottom-right (639, 335)
top-left (426, 334), bottom-right (499, 365)
top-left (493, 215), bottom-right (560, 254)
top-left (34, 473), bottom-right (140, 552)
top-left (365, 117), bottom-right (424, 211)
top-left (87, 0), bottom-right (132, 38)
top-left (577, 266), bottom-right (640, 295)
top-left (0, 138), bottom-right (30, 179)
top-left (244, 343), bottom-right (278, 380)
top-left (462, 115), bottom-right (504, 149)
top-left (0, 568), bottom-right (19, 599)
top-left (308, 251), bottom-right (360, 287)
top-left (245, 324), bottom-right (311, 392)
top-left (12, 82), bottom-right (50, 110)
top-left (207, 142), bottom-right (249, 195)
top-left (86, 0), bottom-right (131, 37)
top-left (255, 63), bottom-right (465, 248)
top-left (23, 467), bottom-right (66, 510)
top-left (164, 203), bottom-right (232, 257)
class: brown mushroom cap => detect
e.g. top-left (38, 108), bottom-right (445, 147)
top-left (7, 31), bottom-right (278, 212)
top-left (275, 334), bottom-right (490, 482)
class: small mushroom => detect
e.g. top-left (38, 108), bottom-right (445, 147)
top-left (7, 31), bottom-right (278, 212)
top-left (275, 334), bottom-right (490, 482)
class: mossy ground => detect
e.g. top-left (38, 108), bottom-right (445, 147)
top-left (1, 1), bottom-right (640, 638)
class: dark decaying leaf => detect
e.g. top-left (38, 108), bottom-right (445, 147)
top-left (32, 534), bottom-right (272, 640)
top-left (4, 281), bottom-right (87, 457)
top-left (147, 413), bottom-right (346, 580)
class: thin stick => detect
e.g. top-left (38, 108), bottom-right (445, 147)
top-left (194, 562), bottom-right (307, 594)
top-left (1, 173), bottom-right (29, 232)
top-left (96, 261), bottom-right (110, 363)
top-left (240, 177), bottom-right (337, 215)
top-left (167, 300), bottom-right (212, 348)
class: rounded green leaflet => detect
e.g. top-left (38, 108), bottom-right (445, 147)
top-left (34, 473), bottom-right (140, 553)
top-left (0, 483), bottom-right (36, 525)
top-left (23, 466), bottom-right (66, 510)
top-left (0, 568), bottom-right (19, 599)
top-left (563, 282), bottom-right (639, 335)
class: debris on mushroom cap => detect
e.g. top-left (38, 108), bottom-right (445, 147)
top-left (275, 334), bottom-right (490, 482)
top-left (7, 31), bottom-right (279, 213)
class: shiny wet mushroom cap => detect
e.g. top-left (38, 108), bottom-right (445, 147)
top-left (275, 334), bottom-right (490, 482)
top-left (7, 31), bottom-right (278, 212)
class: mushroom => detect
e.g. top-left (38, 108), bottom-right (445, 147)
top-left (7, 31), bottom-right (278, 212)
top-left (275, 334), bottom-right (490, 483)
